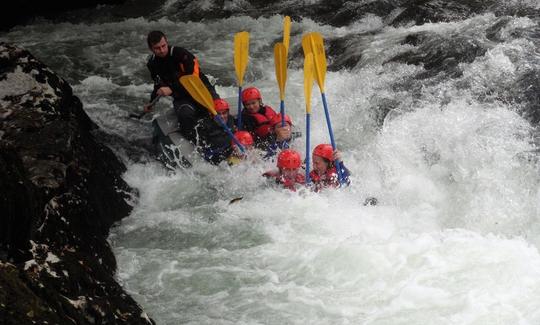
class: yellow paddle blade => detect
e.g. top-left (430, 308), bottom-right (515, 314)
top-left (179, 75), bottom-right (216, 116)
top-left (234, 31), bottom-right (250, 87)
top-left (274, 42), bottom-right (288, 101)
top-left (301, 32), bottom-right (327, 92)
top-left (283, 16), bottom-right (291, 53)
top-left (304, 53), bottom-right (314, 114)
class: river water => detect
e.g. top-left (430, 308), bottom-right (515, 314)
top-left (2, 1), bottom-right (540, 324)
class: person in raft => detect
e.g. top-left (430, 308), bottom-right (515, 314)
top-left (263, 149), bottom-right (305, 191)
top-left (240, 87), bottom-right (292, 150)
top-left (144, 30), bottom-right (219, 144)
top-left (309, 144), bottom-right (351, 192)
top-left (195, 98), bottom-right (236, 164)
top-left (226, 131), bottom-right (255, 166)
top-left (263, 112), bottom-right (299, 159)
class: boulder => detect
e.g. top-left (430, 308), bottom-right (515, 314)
top-left (0, 42), bottom-right (153, 325)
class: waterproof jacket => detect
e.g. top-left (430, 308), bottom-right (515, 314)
top-left (147, 45), bottom-right (218, 101)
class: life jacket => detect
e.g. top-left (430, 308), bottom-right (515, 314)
top-left (309, 166), bottom-right (340, 192)
top-left (171, 46), bottom-right (201, 79)
top-left (244, 105), bottom-right (277, 138)
top-left (263, 170), bottom-right (305, 191)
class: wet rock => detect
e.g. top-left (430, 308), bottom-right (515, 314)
top-left (0, 0), bottom-right (127, 31)
top-left (0, 43), bottom-right (153, 324)
top-left (326, 34), bottom-right (369, 71)
top-left (159, 0), bottom-right (538, 29)
top-left (390, 0), bottom-right (482, 26)
top-left (0, 262), bottom-right (64, 324)
top-left (513, 70), bottom-right (540, 124)
top-left (155, 0), bottom-right (538, 75)
top-left (387, 33), bottom-right (487, 79)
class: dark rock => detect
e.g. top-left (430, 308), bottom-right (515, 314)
top-left (513, 70), bottom-right (540, 124)
top-left (0, 262), bottom-right (64, 324)
top-left (151, 0), bottom-right (538, 76)
top-left (387, 32), bottom-right (487, 79)
top-left (156, 0), bottom-right (535, 29)
top-left (326, 35), bottom-right (366, 71)
top-left (390, 0), bottom-right (479, 26)
top-left (0, 0), bottom-right (127, 31)
top-left (0, 43), bottom-right (153, 324)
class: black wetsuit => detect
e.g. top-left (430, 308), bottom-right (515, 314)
top-left (195, 116), bottom-right (236, 164)
top-left (147, 45), bottom-right (219, 143)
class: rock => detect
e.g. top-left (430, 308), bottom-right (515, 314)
top-left (0, 0), bottom-right (127, 31)
top-left (387, 32), bottom-right (487, 79)
top-left (0, 43), bottom-right (153, 325)
top-left (0, 262), bottom-right (64, 324)
top-left (513, 69), bottom-right (540, 124)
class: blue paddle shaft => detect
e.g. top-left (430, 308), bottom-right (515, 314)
top-left (279, 99), bottom-right (289, 149)
top-left (214, 114), bottom-right (245, 153)
top-left (321, 92), bottom-right (344, 185)
top-left (280, 100), bottom-right (285, 127)
top-left (305, 113), bottom-right (311, 184)
top-left (237, 86), bottom-right (243, 130)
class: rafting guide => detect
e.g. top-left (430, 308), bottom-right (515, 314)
top-left (145, 30), bottom-right (219, 145)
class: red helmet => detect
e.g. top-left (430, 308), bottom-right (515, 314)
top-left (313, 144), bottom-right (334, 161)
top-left (232, 131), bottom-right (254, 147)
top-left (277, 149), bottom-right (302, 169)
top-left (269, 113), bottom-right (292, 127)
top-left (214, 98), bottom-right (230, 113)
top-left (241, 87), bottom-right (262, 103)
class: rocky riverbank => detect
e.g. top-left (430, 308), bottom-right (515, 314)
top-left (0, 43), bottom-right (154, 324)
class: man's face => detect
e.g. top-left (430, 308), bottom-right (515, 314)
top-left (150, 37), bottom-right (169, 58)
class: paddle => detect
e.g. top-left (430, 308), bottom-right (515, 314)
top-left (234, 31), bottom-right (250, 130)
top-left (281, 16), bottom-right (291, 127)
top-left (303, 53), bottom-right (314, 184)
top-left (179, 75), bottom-right (245, 153)
top-left (301, 32), bottom-right (345, 186)
top-left (283, 15), bottom-right (291, 54)
top-left (274, 42), bottom-right (288, 127)
top-left (129, 95), bottom-right (162, 119)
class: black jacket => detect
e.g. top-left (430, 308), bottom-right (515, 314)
top-left (195, 115), bottom-right (236, 164)
top-left (147, 45), bottom-right (218, 101)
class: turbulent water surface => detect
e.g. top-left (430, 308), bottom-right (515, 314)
top-left (3, 1), bottom-right (540, 324)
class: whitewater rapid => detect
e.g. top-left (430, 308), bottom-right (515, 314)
top-left (2, 7), bottom-right (540, 325)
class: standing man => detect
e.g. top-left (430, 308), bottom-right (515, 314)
top-left (145, 30), bottom-right (219, 143)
